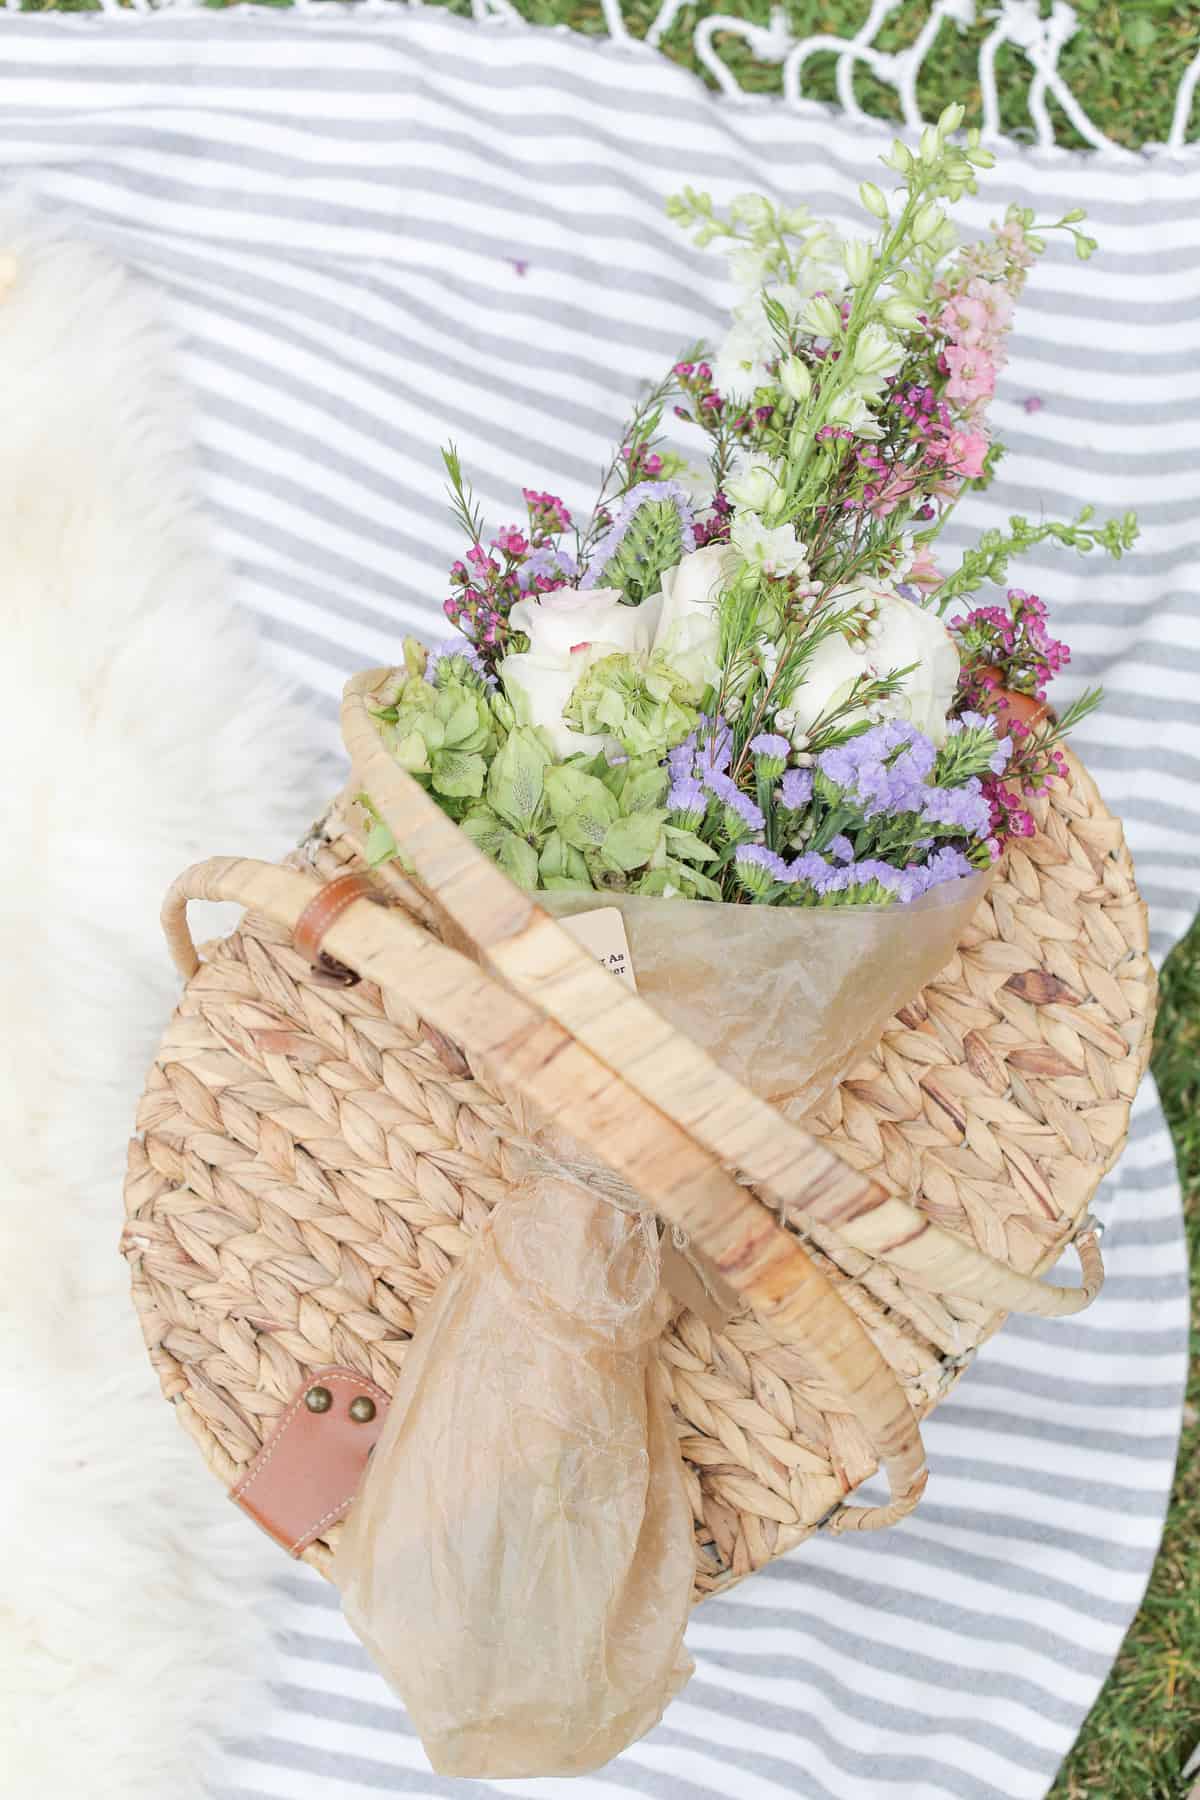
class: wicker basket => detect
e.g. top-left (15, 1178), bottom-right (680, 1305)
top-left (122, 668), bottom-right (1155, 1598)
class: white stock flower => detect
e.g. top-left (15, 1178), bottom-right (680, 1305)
top-left (712, 315), bottom-right (775, 403)
top-left (825, 389), bottom-right (884, 439)
top-left (788, 584), bottom-right (961, 746)
top-left (726, 453), bottom-right (784, 514)
top-left (713, 266), bottom-right (841, 401)
top-left (730, 513), bottom-right (809, 578)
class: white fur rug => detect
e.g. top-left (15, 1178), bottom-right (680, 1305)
top-left (0, 207), bottom-right (320, 1797)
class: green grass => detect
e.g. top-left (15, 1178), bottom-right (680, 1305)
top-left (28, 0), bottom-right (1198, 1786)
top-left (1051, 916), bottom-right (1200, 1800)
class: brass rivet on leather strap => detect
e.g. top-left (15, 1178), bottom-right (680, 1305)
top-left (349, 1395), bottom-right (377, 1423)
top-left (304, 1385), bottom-right (333, 1414)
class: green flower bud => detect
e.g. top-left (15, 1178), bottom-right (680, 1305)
top-left (911, 202), bottom-right (943, 245)
top-left (779, 356), bottom-right (812, 403)
top-left (858, 181), bottom-right (889, 221)
top-left (881, 137), bottom-right (913, 175)
top-left (938, 101), bottom-right (965, 135)
top-left (852, 321), bottom-right (895, 377)
top-left (730, 192), bottom-right (772, 228)
top-left (879, 295), bottom-right (921, 329)
top-left (842, 237), bottom-right (873, 286)
top-left (803, 293), bottom-right (843, 338)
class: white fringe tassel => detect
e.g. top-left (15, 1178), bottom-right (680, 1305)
top-left (4, 0), bottom-right (1196, 155)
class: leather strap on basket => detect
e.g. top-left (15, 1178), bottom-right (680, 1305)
top-left (231, 1366), bottom-right (389, 1556)
top-left (294, 871), bottom-right (381, 986)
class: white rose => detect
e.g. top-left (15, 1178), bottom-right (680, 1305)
top-left (789, 585), bottom-right (960, 746)
top-left (507, 586), bottom-right (652, 661)
top-left (652, 544), bottom-right (732, 695)
top-left (730, 512), bottom-right (809, 578)
top-left (498, 552), bottom-right (738, 755)
top-left (499, 586), bottom-right (653, 757)
top-left (870, 588), bottom-right (960, 743)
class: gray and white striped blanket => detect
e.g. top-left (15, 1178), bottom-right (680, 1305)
top-left (4, 11), bottom-right (1190, 1797)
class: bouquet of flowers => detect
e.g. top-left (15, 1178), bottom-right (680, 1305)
top-left (339, 107), bottom-right (1139, 1779)
top-left (367, 103), bottom-right (1134, 931)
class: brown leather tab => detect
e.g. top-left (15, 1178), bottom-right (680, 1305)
top-left (230, 1366), bottom-right (389, 1556)
top-left (293, 873), bottom-right (381, 985)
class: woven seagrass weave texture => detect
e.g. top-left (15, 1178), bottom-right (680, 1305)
top-left (123, 745), bottom-right (1152, 1599)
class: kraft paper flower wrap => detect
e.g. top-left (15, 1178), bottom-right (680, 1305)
top-left (322, 107), bottom-right (1142, 1774)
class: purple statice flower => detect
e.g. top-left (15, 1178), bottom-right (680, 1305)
top-left (829, 834), bottom-right (855, 864)
top-left (516, 544), bottom-right (579, 592)
top-left (703, 767), bottom-right (765, 833)
top-left (580, 480), bottom-right (697, 587)
top-left (778, 767), bottom-right (814, 810)
top-left (812, 862), bottom-right (854, 896)
top-left (667, 741), bottom-right (697, 783)
top-left (921, 780), bottom-right (992, 838)
top-left (423, 638), bottom-right (496, 689)
top-left (696, 714), bottom-right (733, 777)
top-left (988, 734), bottom-right (1014, 776)
top-left (817, 720), bottom-right (938, 819)
top-left (945, 710), bottom-right (1013, 776)
top-left (919, 846), bottom-right (975, 890)
top-left (865, 861), bottom-right (920, 903)
top-left (667, 775), bottom-right (708, 827)
top-left (788, 851), bottom-right (831, 887)
top-left (845, 858), bottom-right (924, 903)
top-left (734, 844), bottom-right (793, 896)
top-left (749, 733), bottom-right (790, 777)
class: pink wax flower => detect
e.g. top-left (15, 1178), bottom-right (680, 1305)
top-left (867, 468), bottom-right (919, 518)
top-left (492, 527), bottom-right (529, 559)
top-left (944, 344), bottom-right (996, 408)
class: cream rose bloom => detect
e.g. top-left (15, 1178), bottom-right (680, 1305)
top-left (499, 587), bottom-right (653, 756)
top-left (497, 549), bottom-right (732, 757)
top-left (789, 585), bottom-right (960, 747)
top-left (652, 544), bottom-right (730, 694)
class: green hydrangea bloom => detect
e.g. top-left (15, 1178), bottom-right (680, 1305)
top-left (563, 652), bottom-right (698, 758)
top-left (377, 674), bottom-right (501, 803)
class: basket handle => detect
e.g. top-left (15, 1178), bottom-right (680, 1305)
top-left (162, 854), bottom-right (927, 1532)
top-left (342, 670), bottom-right (1105, 1322)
